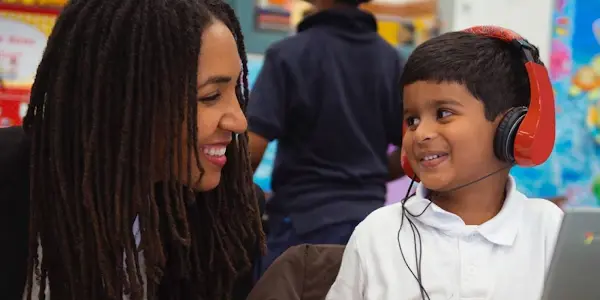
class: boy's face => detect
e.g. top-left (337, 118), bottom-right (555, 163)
top-left (402, 81), bottom-right (505, 191)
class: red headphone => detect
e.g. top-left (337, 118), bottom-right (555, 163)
top-left (401, 25), bottom-right (556, 181)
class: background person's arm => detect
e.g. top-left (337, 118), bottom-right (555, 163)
top-left (248, 132), bottom-right (270, 172)
top-left (246, 48), bottom-right (290, 172)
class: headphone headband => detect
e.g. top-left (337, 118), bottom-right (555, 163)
top-left (463, 25), bottom-right (521, 41)
top-left (463, 26), bottom-right (539, 63)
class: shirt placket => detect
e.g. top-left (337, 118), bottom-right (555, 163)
top-left (458, 231), bottom-right (493, 299)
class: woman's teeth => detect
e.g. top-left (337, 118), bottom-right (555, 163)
top-left (203, 147), bottom-right (226, 157)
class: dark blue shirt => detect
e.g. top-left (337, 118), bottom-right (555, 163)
top-left (248, 7), bottom-right (405, 234)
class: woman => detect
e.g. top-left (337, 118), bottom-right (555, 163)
top-left (0, 0), bottom-right (264, 299)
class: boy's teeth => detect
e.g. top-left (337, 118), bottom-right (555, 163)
top-left (423, 154), bottom-right (441, 161)
top-left (203, 147), bottom-right (226, 156)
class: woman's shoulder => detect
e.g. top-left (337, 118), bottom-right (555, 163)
top-left (0, 126), bottom-right (31, 299)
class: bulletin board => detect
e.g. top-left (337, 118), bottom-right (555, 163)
top-left (254, 0), bottom-right (292, 32)
top-left (0, 0), bottom-right (63, 127)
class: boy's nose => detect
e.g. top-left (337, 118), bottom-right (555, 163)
top-left (414, 122), bottom-right (438, 144)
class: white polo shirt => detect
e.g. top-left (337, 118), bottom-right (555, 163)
top-left (326, 176), bottom-right (564, 300)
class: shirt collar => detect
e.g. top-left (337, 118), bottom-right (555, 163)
top-left (403, 176), bottom-right (523, 246)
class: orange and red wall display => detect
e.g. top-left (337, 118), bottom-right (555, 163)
top-left (0, 0), bottom-right (64, 127)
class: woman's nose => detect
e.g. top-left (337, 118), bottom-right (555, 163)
top-left (220, 101), bottom-right (248, 134)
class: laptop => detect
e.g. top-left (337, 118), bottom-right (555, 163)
top-left (541, 207), bottom-right (600, 300)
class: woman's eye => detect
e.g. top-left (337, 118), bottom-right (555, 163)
top-left (198, 92), bottom-right (221, 102)
top-left (406, 117), bottom-right (420, 127)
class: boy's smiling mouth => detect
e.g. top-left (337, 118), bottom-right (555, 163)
top-left (418, 152), bottom-right (449, 169)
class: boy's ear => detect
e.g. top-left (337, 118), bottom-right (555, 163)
top-left (493, 109), bottom-right (512, 130)
top-left (494, 109), bottom-right (509, 123)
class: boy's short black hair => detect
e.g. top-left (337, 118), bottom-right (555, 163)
top-left (400, 31), bottom-right (543, 121)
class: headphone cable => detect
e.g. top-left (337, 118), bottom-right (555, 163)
top-left (398, 177), bottom-right (431, 300)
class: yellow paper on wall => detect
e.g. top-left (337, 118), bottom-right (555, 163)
top-left (378, 20), bottom-right (400, 46)
top-left (290, 1), bottom-right (313, 28)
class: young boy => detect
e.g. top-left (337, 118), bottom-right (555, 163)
top-left (326, 29), bottom-right (563, 299)
top-left (247, 0), bottom-right (406, 273)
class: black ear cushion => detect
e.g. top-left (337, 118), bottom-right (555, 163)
top-left (494, 107), bottom-right (528, 163)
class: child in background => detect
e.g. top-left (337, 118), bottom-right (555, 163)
top-left (326, 26), bottom-right (563, 300)
top-left (247, 0), bottom-right (406, 274)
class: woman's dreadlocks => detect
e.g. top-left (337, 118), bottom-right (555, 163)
top-left (22, 0), bottom-right (265, 299)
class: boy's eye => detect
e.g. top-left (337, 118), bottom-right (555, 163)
top-left (437, 109), bottom-right (453, 119)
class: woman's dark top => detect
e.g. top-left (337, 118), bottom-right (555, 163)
top-left (0, 126), bottom-right (263, 299)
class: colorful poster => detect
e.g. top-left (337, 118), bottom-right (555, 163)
top-left (511, 0), bottom-right (600, 207)
top-left (254, 0), bottom-right (292, 32)
top-left (0, 2), bottom-right (61, 127)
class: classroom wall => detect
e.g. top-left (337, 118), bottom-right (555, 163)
top-left (510, 0), bottom-right (600, 207)
top-left (233, 0), bottom-right (555, 59)
top-left (439, 0), bottom-right (554, 65)
top-left (227, 0), bottom-right (288, 54)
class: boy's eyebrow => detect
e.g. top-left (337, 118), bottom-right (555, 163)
top-left (403, 98), bottom-right (464, 114)
top-left (430, 98), bottom-right (463, 107)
